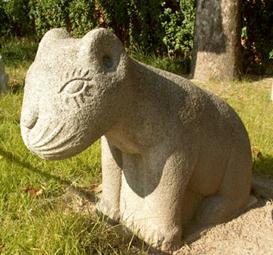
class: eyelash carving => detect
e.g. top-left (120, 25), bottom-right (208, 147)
top-left (58, 68), bottom-right (92, 95)
top-left (59, 78), bottom-right (91, 95)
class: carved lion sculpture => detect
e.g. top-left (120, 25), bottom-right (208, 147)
top-left (21, 28), bottom-right (252, 252)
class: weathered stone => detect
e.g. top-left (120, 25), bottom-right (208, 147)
top-left (0, 54), bottom-right (8, 93)
top-left (20, 28), bottom-right (252, 252)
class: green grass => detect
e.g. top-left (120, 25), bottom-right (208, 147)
top-left (130, 50), bottom-right (190, 75)
top-left (0, 37), bottom-right (273, 254)
top-left (0, 36), bottom-right (38, 92)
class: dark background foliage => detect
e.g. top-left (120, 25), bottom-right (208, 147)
top-left (241, 0), bottom-right (273, 74)
top-left (0, 0), bottom-right (272, 74)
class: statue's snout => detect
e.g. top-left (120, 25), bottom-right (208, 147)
top-left (21, 108), bottom-right (39, 130)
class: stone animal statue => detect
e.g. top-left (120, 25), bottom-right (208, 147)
top-left (0, 54), bottom-right (8, 93)
top-left (20, 28), bottom-right (252, 252)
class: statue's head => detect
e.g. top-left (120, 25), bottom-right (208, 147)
top-left (21, 28), bottom-right (129, 160)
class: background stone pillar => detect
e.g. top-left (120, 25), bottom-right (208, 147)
top-left (0, 54), bottom-right (8, 93)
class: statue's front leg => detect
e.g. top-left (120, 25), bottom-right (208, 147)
top-left (96, 136), bottom-right (122, 222)
top-left (140, 151), bottom-right (194, 252)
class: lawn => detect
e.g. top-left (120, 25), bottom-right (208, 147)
top-left (0, 38), bottom-right (272, 254)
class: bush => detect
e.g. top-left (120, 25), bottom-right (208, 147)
top-left (242, 0), bottom-right (273, 74)
top-left (68, 0), bottom-right (98, 37)
top-left (29, 0), bottom-right (70, 37)
top-left (0, 1), bottom-right (10, 36)
top-left (95, 0), bottom-right (195, 57)
top-left (29, 0), bottom-right (99, 38)
top-left (4, 0), bottom-right (273, 75)
top-left (28, 0), bottom-right (195, 58)
top-left (126, 0), bottom-right (165, 53)
top-left (160, 0), bottom-right (195, 57)
top-left (0, 0), bottom-right (32, 36)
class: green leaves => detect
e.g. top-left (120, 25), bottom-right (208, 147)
top-left (0, 0), bottom-right (32, 36)
top-left (160, 0), bottom-right (195, 58)
top-left (1, 0), bottom-right (196, 59)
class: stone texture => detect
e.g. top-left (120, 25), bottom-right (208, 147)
top-left (20, 28), bottom-right (252, 252)
top-left (0, 54), bottom-right (8, 93)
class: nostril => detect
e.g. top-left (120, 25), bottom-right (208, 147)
top-left (21, 110), bottom-right (38, 129)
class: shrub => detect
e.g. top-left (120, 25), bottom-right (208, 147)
top-left (95, 0), bottom-right (195, 57)
top-left (68, 0), bottom-right (99, 37)
top-left (1, 0), bottom-right (273, 76)
top-left (160, 0), bottom-right (195, 57)
top-left (0, 1), bottom-right (10, 36)
top-left (29, 0), bottom-right (70, 37)
top-left (28, 0), bottom-right (195, 58)
top-left (0, 0), bottom-right (32, 36)
top-left (29, 0), bottom-right (100, 38)
top-left (242, 0), bottom-right (273, 74)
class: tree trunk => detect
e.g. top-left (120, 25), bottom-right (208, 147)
top-left (191, 0), bottom-right (242, 81)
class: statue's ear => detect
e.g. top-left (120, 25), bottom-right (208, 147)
top-left (79, 28), bottom-right (126, 73)
top-left (39, 28), bottom-right (70, 47)
top-left (36, 28), bottom-right (70, 60)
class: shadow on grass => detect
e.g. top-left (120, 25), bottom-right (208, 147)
top-left (242, 74), bottom-right (273, 82)
top-left (0, 147), bottom-right (96, 203)
top-left (253, 154), bottom-right (273, 178)
top-left (10, 85), bottom-right (24, 94)
top-left (251, 154), bottom-right (273, 204)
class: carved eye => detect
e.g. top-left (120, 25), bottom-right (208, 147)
top-left (59, 78), bottom-right (91, 95)
top-left (63, 80), bottom-right (84, 94)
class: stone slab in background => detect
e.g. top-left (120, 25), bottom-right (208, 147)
top-left (0, 54), bottom-right (8, 93)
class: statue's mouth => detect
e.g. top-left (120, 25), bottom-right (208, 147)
top-left (21, 121), bottom-right (82, 160)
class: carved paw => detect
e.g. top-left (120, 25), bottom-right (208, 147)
top-left (96, 199), bottom-right (120, 223)
top-left (122, 217), bottom-right (182, 252)
top-left (140, 224), bottom-right (182, 252)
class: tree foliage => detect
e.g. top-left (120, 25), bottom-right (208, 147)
top-left (0, 0), bottom-right (195, 58)
top-left (242, 0), bottom-right (273, 74)
top-left (0, 0), bottom-right (272, 74)
top-left (0, 0), bottom-right (32, 36)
